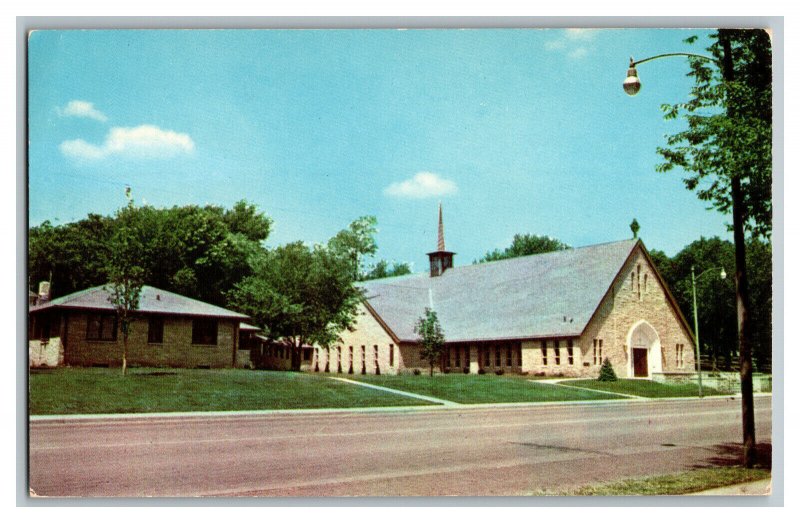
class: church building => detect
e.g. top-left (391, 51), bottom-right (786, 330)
top-left (311, 205), bottom-right (695, 380)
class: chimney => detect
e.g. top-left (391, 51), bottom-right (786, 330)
top-left (38, 281), bottom-right (51, 304)
top-left (427, 203), bottom-right (455, 277)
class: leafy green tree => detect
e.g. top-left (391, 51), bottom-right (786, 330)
top-left (28, 201), bottom-right (270, 307)
top-left (360, 259), bottom-right (413, 281)
top-left (227, 241), bottom-right (362, 370)
top-left (414, 308), bottom-right (445, 376)
top-left (29, 214), bottom-right (115, 298)
top-left (656, 30), bottom-right (771, 468)
top-left (476, 233), bottom-right (569, 264)
top-left (327, 216), bottom-right (378, 279)
top-left (658, 30), bottom-right (772, 239)
top-left (105, 203), bottom-right (145, 376)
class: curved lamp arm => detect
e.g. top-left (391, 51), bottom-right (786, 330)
top-left (624, 52), bottom-right (719, 96)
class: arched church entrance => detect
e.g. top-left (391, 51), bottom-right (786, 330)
top-left (626, 320), bottom-right (662, 378)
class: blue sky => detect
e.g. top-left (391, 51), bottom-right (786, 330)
top-left (28, 28), bottom-right (729, 272)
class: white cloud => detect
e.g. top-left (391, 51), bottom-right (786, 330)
top-left (545, 29), bottom-right (599, 59)
top-left (60, 125), bottom-right (195, 160)
top-left (383, 172), bottom-right (458, 199)
top-left (57, 100), bottom-right (108, 122)
top-left (565, 29), bottom-right (599, 41)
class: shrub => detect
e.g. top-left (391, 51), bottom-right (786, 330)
top-left (463, 367), bottom-right (470, 374)
top-left (413, 368), bottom-right (422, 376)
top-left (534, 371), bottom-right (546, 377)
top-left (443, 368), bottom-right (450, 374)
top-left (495, 369), bottom-right (505, 375)
top-left (478, 368), bottom-right (486, 375)
top-left (598, 357), bottom-right (618, 382)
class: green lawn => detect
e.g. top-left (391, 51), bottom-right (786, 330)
top-left (28, 367), bottom-right (433, 415)
top-left (566, 466), bottom-right (770, 496)
top-left (566, 379), bottom-right (727, 398)
top-left (351, 374), bottom-right (623, 404)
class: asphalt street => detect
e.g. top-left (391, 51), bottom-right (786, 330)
top-left (29, 396), bottom-right (772, 497)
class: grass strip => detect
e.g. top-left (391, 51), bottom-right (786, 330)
top-left (567, 466), bottom-right (770, 496)
top-left (29, 367), bottom-right (432, 415)
top-left (351, 374), bottom-right (622, 404)
top-left (567, 379), bottom-right (728, 398)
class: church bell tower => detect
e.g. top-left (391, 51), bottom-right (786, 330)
top-left (427, 203), bottom-right (455, 277)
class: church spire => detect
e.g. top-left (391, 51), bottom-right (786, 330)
top-left (427, 203), bottom-right (455, 277)
top-left (437, 202), bottom-right (445, 251)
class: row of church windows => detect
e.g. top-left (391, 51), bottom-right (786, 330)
top-left (85, 313), bottom-right (218, 346)
top-left (313, 344), bottom-right (395, 374)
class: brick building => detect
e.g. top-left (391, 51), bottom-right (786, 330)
top-left (313, 205), bottom-right (695, 379)
top-left (28, 285), bottom-right (250, 368)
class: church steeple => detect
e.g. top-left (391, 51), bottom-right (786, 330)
top-left (437, 203), bottom-right (446, 251)
top-left (427, 203), bottom-right (455, 277)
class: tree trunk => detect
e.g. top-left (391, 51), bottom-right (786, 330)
top-left (122, 333), bottom-right (128, 376)
top-left (721, 30), bottom-right (756, 468)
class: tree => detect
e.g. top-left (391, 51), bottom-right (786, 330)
top-left (476, 233), bottom-right (569, 264)
top-left (105, 203), bottom-right (145, 376)
top-left (29, 201), bottom-right (270, 306)
top-left (656, 30), bottom-right (771, 467)
top-left (597, 358), bottom-right (617, 382)
top-left (227, 241), bottom-right (362, 370)
top-left (414, 308), bottom-right (445, 376)
top-left (327, 215), bottom-right (378, 279)
top-left (360, 259), bottom-right (413, 281)
top-left (657, 31), bottom-right (772, 239)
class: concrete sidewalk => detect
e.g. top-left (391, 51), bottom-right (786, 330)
top-left (328, 377), bottom-right (460, 406)
top-left (690, 479), bottom-right (772, 496)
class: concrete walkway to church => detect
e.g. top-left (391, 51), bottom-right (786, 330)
top-left (327, 377), bottom-right (461, 406)
top-left (534, 378), bottom-right (646, 399)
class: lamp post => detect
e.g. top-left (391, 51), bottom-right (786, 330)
top-left (690, 265), bottom-right (727, 398)
top-left (623, 32), bottom-right (758, 468)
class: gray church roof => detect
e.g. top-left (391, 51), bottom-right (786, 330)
top-left (29, 285), bottom-right (249, 320)
top-left (359, 239), bottom-right (640, 343)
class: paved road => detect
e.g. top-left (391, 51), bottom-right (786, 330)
top-left (29, 396), bottom-right (772, 497)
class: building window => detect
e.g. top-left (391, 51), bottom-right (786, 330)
top-left (644, 274), bottom-right (648, 294)
top-left (191, 318), bottom-right (218, 345)
top-left (554, 340), bottom-right (561, 365)
top-left (495, 347), bottom-right (501, 366)
top-left (303, 348), bottom-right (311, 361)
top-left (484, 349), bottom-right (491, 367)
top-left (361, 345), bottom-right (366, 374)
top-left (676, 344), bottom-right (685, 369)
top-left (541, 341), bottom-right (548, 366)
top-left (517, 345), bottom-right (522, 366)
top-left (86, 313), bottom-right (117, 341)
top-left (389, 344), bottom-right (393, 367)
top-left (147, 316), bottom-right (164, 344)
top-left (454, 345), bottom-right (460, 367)
top-left (506, 347), bottom-right (512, 366)
top-left (567, 340), bottom-right (574, 365)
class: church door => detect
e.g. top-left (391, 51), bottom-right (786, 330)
top-left (633, 348), bottom-right (649, 377)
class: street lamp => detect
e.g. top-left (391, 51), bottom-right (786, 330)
top-left (623, 32), bottom-right (758, 468)
top-left (690, 265), bottom-right (727, 398)
top-left (622, 53), bottom-right (716, 96)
